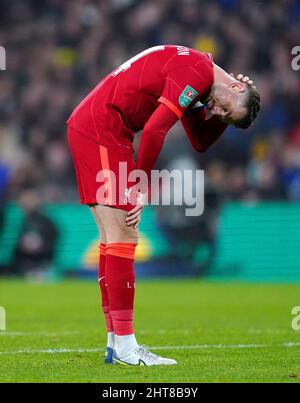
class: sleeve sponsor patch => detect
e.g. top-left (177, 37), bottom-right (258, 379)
top-left (179, 85), bottom-right (198, 107)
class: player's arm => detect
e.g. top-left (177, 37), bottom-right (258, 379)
top-left (126, 103), bottom-right (178, 228)
top-left (181, 103), bottom-right (228, 152)
top-left (137, 103), bottom-right (179, 180)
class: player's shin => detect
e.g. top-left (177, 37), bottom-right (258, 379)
top-left (98, 243), bottom-right (115, 351)
top-left (105, 243), bottom-right (138, 357)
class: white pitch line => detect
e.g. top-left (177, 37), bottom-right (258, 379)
top-left (0, 331), bottom-right (79, 337)
top-left (1, 328), bottom-right (296, 337)
top-left (0, 347), bottom-right (101, 356)
top-left (247, 328), bottom-right (293, 335)
top-left (1, 342), bottom-right (300, 356)
top-left (283, 342), bottom-right (300, 347)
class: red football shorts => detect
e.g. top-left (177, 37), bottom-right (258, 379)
top-left (67, 127), bottom-right (137, 212)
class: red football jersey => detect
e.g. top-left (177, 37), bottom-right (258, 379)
top-left (67, 45), bottom-right (214, 154)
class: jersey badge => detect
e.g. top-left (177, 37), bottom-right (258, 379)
top-left (179, 85), bottom-right (198, 107)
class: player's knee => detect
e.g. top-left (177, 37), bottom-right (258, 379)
top-left (108, 226), bottom-right (139, 245)
top-left (121, 226), bottom-right (139, 245)
top-left (129, 228), bottom-right (139, 245)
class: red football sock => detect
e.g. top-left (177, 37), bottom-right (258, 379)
top-left (106, 243), bottom-right (136, 336)
top-left (98, 243), bottom-right (114, 333)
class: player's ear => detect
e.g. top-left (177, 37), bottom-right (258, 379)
top-left (230, 82), bottom-right (246, 93)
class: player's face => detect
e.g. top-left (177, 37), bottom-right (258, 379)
top-left (206, 83), bottom-right (248, 125)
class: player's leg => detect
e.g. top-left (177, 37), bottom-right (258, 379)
top-left (90, 206), bottom-right (114, 364)
top-left (93, 205), bottom-right (138, 358)
top-left (93, 204), bottom-right (177, 366)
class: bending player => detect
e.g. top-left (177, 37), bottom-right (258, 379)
top-left (67, 45), bottom-right (260, 366)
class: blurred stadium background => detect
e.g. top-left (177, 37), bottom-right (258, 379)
top-left (1, 0), bottom-right (300, 282)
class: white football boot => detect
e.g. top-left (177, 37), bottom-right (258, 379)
top-left (112, 345), bottom-right (177, 366)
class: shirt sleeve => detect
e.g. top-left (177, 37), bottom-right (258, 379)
top-left (137, 103), bottom-right (179, 184)
top-left (158, 64), bottom-right (211, 119)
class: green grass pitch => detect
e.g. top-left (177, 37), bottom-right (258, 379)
top-left (0, 279), bottom-right (300, 382)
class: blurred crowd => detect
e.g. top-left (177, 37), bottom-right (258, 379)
top-left (0, 0), bottom-right (300, 205)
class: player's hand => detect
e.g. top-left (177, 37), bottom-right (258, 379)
top-left (230, 73), bottom-right (256, 88)
top-left (126, 192), bottom-right (147, 229)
